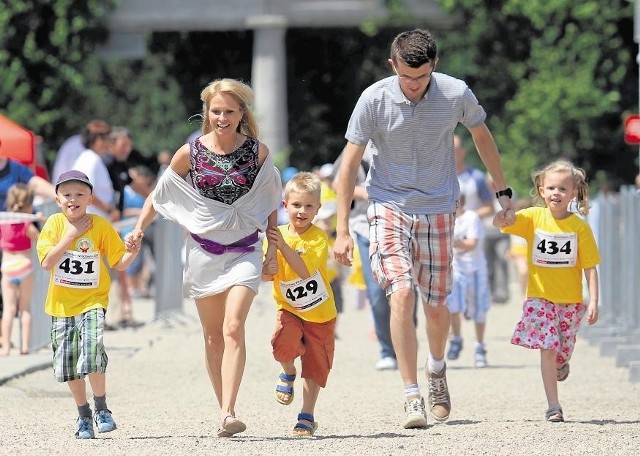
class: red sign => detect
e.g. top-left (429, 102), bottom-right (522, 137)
top-left (624, 114), bottom-right (640, 145)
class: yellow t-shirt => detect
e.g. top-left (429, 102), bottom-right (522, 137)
top-left (271, 224), bottom-right (336, 323)
top-left (37, 213), bottom-right (126, 317)
top-left (502, 206), bottom-right (600, 304)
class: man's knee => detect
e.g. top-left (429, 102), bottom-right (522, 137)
top-left (389, 288), bottom-right (416, 319)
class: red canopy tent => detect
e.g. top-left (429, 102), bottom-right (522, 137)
top-left (0, 114), bottom-right (35, 166)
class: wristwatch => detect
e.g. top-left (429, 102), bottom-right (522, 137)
top-left (495, 187), bottom-right (513, 199)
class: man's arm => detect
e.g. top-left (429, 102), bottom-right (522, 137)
top-left (333, 141), bottom-right (366, 266)
top-left (469, 123), bottom-right (512, 212)
top-left (28, 175), bottom-right (56, 201)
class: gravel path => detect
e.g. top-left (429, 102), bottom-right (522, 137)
top-left (1, 282), bottom-right (638, 455)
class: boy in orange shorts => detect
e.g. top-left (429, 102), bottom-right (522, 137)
top-left (262, 171), bottom-right (337, 437)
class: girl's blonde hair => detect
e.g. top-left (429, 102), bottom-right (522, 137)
top-left (6, 183), bottom-right (34, 213)
top-left (531, 160), bottom-right (591, 216)
top-left (284, 172), bottom-right (321, 201)
top-left (200, 78), bottom-right (259, 138)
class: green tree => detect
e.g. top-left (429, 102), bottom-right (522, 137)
top-left (438, 0), bottom-right (637, 195)
top-left (0, 0), bottom-right (116, 161)
top-left (0, 1), bottom-right (193, 167)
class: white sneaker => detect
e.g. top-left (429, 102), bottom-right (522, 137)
top-left (375, 357), bottom-right (398, 370)
top-left (474, 346), bottom-right (487, 368)
top-left (403, 396), bottom-right (428, 429)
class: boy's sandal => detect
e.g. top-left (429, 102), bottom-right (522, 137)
top-left (275, 371), bottom-right (296, 405)
top-left (556, 363), bottom-right (570, 382)
top-left (292, 412), bottom-right (318, 437)
top-left (217, 415), bottom-right (246, 438)
top-left (545, 405), bottom-right (564, 423)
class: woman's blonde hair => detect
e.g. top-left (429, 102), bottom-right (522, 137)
top-left (200, 78), bottom-right (259, 138)
top-left (6, 183), bottom-right (34, 213)
top-left (531, 160), bottom-right (591, 216)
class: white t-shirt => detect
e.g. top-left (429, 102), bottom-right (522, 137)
top-left (453, 209), bottom-right (487, 273)
top-left (72, 149), bottom-right (114, 218)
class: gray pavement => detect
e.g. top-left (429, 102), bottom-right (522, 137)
top-left (0, 282), bottom-right (639, 455)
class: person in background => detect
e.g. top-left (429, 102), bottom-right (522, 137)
top-left (0, 157), bottom-right (55, 211)
top-left (120, 165), bottom-right (157, 313)
top-left (37, 170), bottom-right (141, 438)
top-left (0, 184), bottom-right (41, 355)
top-left (0, 155), bottom-right (55, 347)
top-left (445, 194), bottom-right (491, 368)
top-left (449, 134), bottom-right (494, 362)
top-left (125, 78), bottom-right (282, 438)
top-left (103, 126), bottom-right (134, 330)
top-left (71, 120), bottom-right (117, 220)
top-left (263, 172), bottom-right (336, 438)
top-left (334, 28), bottom-right (513, 429)
top-left (494, 160), bottom-right (599, 423)
top-left (156, 150), bottom-right (173, 177)
top-left (314, 164), bottom-right (343, 337)
top-left (454, 135), bottom-right (494, 219)
top-left (51, 130), bottom-right (85, 184)
top-left (484, 175), bottom-right (511, 303)
top-left (105, 127), bottom-right (134, 218)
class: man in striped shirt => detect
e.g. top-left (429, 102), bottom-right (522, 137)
top-left (334, 28), bottom-right (513, 430)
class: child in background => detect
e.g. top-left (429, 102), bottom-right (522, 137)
top-left (263, 172), bottom-right (337, 437)
top-left (446, 194), bottom-right (491, 368)
top-left (37, 170), bottom-right (140, 439)
top-left (494, 160), bottom-right (600, 423)
top-left (0, 184), bottom-right (41, 356)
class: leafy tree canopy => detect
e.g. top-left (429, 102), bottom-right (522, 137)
top-left (438, 0), bottom-right (637, 195)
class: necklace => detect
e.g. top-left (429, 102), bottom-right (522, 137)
top-left (210, 133), bottom-right (242, 155)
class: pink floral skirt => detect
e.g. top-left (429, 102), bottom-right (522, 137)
top-left (511, 297), bottom-right (586, 366)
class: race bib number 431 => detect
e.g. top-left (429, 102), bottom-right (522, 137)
top-left (54, 250), bottom-right (100, 288)
top-left (532, 230), bottom-right (577, 268)
top-left (279, 270), bottom-right (329, 312)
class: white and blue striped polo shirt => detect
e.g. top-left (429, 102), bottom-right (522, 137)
top-left (345, 73), bottom-right (487, 215)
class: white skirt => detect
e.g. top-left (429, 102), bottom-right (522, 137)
top-left (182, 235), bottom-right (262, 299)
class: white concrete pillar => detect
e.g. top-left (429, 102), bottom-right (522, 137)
top-left (247, 15), bottom-right (289, 167)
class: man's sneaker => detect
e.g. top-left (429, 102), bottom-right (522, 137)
top-left (474, 346), bottom-right (488, 368)
top-left (447, 339), bottom-right (463, 360)
top-left (403, 396), bottom-right (428, 429)
top-left (94, 409), bottom-right (117, 433)
top-left (426, 363), bottom-right (451, 422)
top-left (375, 356), bottom-right (398, 371)
top-left (75, 416), bottom-right (95, 439)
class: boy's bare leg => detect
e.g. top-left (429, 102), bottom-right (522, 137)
top-left (389, 288), bottom-right (418, 385)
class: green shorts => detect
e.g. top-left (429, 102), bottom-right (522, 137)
top-left (50, 308), bottom-right (108, 382)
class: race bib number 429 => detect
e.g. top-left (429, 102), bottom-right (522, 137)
top-left (532, 230), bottom-right (577, 268)
top-left (279, 270), bottom-right (329, 312)
top-left (54, 250), bottom-right (101, 288)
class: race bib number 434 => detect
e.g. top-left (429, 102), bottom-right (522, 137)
top-left (532, 230), bottom-right (577, 268)
top-left (54, 250), bottom-right (101, 288)
top-left (279, 270), bottom-right (329, 312)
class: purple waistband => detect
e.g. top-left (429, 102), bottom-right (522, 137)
top-left (190, 231), bottom-right (259, 255)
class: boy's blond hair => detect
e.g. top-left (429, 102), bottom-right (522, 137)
top-left (283, 171), bottom-right (321, 201)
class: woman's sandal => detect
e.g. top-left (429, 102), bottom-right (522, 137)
top-left (217, 415), bottom-right (246, 438)
top-left (275, 371), bottom-right (296, 405)
top-left (556, 363), bottom-right (570, 382)
top-left (292, 412), bottom-right (318, 437)
top-left (545, 405), bottom-right (564, 423)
